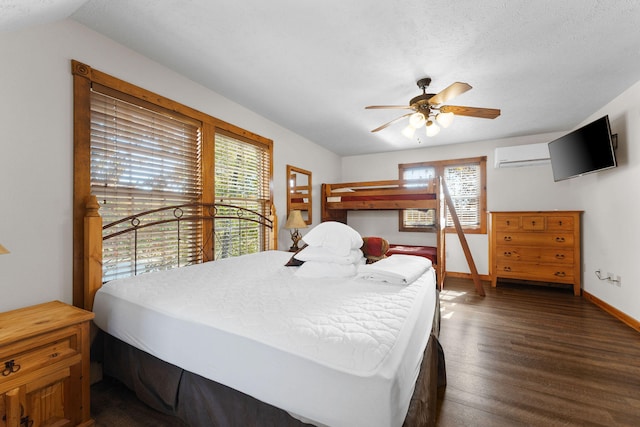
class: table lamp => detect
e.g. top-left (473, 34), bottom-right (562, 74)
top-left (283, 210), bottom-right (308, 251)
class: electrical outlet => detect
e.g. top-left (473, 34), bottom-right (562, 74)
top-left (616, 276), bottom-right (622, 286)
top-left (607, 272), bottom-right (614, 282)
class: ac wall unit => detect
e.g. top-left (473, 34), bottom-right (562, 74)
top-left (494, 143), bottom-right (550, 168)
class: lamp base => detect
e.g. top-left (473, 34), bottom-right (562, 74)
top-left (289, 229), bottom-right (302, 252)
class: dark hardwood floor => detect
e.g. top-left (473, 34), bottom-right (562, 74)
top-left (91, 278), bottom-right (640, 426)
top-left (436, 278), bottom-right (640, 427)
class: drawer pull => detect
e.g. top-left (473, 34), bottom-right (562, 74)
top-left (21, 415), bottom-right (33, 427)
top-left (506, 220), bottom-right (511, 225)
top-left (559, 221), bottom-right (563, 226)
top-left (503, 236), bottom-right (512, 242)
top-left (555, 254), bottom-right (565, 260)
top-left (555, 237), bottom-right (565, 242)
top-left (503, 251), bottom-right (511, 257)
top-left (555, 271), bottom-right (566, 277)
top-left (2, 359), bottom-right (21, 376)
top-left (503, 266), bottom-right (512, 272)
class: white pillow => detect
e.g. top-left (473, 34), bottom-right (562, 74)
top-left (294, 246), bottom-right (364, 265)
top-left (301, 221), bottom-right (363, 256)
top-left (295, 261), bottom-right (358, 278)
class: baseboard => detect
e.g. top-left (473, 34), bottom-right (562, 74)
top-left (445, 271), bottom-right (492, 282)
top-left (582, 290), bottom-right (640, 333)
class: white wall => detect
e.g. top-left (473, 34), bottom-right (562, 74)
top-left (576, 82), bottom-right (640, 322)
top-left (342, 85), bottom-right (640, 322)
top-left (0, 20), bottom-right (341, 312)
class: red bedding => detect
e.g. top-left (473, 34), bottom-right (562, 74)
top-left (387, 244), bottom-right (437, 264)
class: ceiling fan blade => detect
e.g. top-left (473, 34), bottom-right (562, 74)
top-left (365, 105), bottom-right (413, 110)
top-left (440, 105), bottom-right (501, 119)
top-left (371, 112), bottom-right (413, 132)
top-left (428, 82), bottom-right (472, 105)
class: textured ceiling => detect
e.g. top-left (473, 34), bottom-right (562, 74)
top-left (3, 0), bottom-right (640, 156)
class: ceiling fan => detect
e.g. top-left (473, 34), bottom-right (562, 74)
top-left (366, 77), bottom-right (501, 137)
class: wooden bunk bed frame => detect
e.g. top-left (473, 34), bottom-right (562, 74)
top-left (321, 177), bottom-right (485, 296)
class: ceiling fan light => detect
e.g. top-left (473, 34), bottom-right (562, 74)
top-left (426, 121), bottom-right (440, 137)
top-left (402, 125), bottom-right (416, 139)
top-left (436, 111), bottom-right (454, 128)
top-left (409, 112), bottom-right (426, 128)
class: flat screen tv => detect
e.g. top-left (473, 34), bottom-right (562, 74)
top-left (548, 115), bottom-right (617, 182)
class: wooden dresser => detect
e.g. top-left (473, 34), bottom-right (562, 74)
top-left (489, 211), bottom-right (582, 296)
top-left (0, 301), bottom-right (94, 427)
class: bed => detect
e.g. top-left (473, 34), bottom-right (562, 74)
top-left (321, 178), bottom-right (484, 296)
top-left (83, 197), bottom-right (446, 427)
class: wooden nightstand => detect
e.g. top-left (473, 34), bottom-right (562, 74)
top-left (0, 301), bottom-right (94, 427)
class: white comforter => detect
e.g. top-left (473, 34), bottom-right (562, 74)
top-left (93, 250), bottom-right (437, 427)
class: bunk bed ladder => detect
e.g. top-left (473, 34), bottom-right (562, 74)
top-left (440, 177), bottom-right (485, 297)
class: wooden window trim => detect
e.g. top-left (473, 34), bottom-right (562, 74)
top-left (398, 156), bottom-right (487, 235)
top-left (71, 60), bottom-right (273, 307)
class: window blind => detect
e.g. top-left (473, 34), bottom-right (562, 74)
top-left (214, 132), bottom-right (272, 259)
top-left (444, 164), bottom-right (481, 227)
top-left (402, 166), bottom-right (437, 229)
top-left (400, 160), bottom-right (482, 230)
top-left (90, 90), bottom-right (202, 282)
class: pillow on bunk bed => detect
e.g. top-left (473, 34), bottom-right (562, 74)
top-left (301, 221), bottom-right (363, 256)
top-left (361, 236), bottom-right (390, 264)
top-left (294, 246), bottom-right (364, 265)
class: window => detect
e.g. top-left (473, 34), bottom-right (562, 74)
top-left (399, 156), bottom-right (486, 234)
top-left (72, 60), bottom-right (273, 304)
top-left (214, 131), bottom-right (272, 259)
top-left (90, 89), bottom-right (203, 281)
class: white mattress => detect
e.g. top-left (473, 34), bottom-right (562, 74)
top-left (93, 250), bottom-right (437, 427)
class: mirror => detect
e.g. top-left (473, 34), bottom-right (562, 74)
top-left (286, 165), bottom-right (312, 225)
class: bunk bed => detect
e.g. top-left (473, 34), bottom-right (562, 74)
top-left (321, 177), bottom-right (484, 295)
top-left (82, 196), bottom-right (446, 427)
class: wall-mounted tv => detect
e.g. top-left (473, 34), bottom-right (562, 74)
top-left (548, 115), bottom-right (617, 182)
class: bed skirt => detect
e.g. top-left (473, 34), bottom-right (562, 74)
top-left (94, 296), bottom-right (446, 427)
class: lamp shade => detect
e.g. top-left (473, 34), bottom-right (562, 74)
top-left (409, 112), bottom-right (426, 128)
top-left (401, 125), bottom-right (416, 139)
top-left (426, 121), bottom-right (440, 137)
top-left (436, 111), bottom-right (454, 128)
top-left (0, 244), bottom-right (9, 255)
top-left (284, 210), bottom-right (308, 229)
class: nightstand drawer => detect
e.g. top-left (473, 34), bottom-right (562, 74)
top-left (1, 334), bottom-right (77, 382)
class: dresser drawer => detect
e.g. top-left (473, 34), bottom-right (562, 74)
top-left (493, 215), bottom-right (521, 231)
top-left (546, 215), bottom-right (575, 231)
top-left (521, 215), bottom-right (546, 231)
top-left (496, 231), bottom-right (574, 247)
top-left (495, 261), bottom-right (575, 284)
top-left (495, 246), bottom-right (574, 264)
